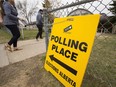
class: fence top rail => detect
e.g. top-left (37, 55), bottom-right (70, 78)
top-left (48, 0), bottom-right (97, 13)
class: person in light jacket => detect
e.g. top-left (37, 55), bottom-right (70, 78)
top-left (0, 0), bottom-right (23, 51)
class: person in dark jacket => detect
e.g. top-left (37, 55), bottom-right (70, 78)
top-left (0, 0), bottom-right (24, 51)
top-left (36, 9), bottom-right (43, 40)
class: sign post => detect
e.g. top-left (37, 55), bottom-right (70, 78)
top-left (44, 14), bottom-right (100, 87)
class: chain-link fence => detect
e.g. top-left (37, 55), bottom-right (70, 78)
top-left (43, 0), bottom-right (116, 87)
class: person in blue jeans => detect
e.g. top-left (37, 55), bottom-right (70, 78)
top-left (0, 0), bottom-right (24, 51)
top-left (36, 9), bottom-right (43, 40)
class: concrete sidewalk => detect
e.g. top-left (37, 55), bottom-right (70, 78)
top-left (0, 38), bottom-right (46, 67)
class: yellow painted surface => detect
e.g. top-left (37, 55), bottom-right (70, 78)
top-left (44, 14), bottom-right (100, 87)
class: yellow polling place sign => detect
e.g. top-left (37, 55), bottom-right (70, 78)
top-left (44, 14), bottom-right (100, 87)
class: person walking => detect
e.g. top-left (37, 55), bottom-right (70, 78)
top-left (0, 0), bottom-right (24, 52)
top-left (36, 9), bottom-right (43, 41)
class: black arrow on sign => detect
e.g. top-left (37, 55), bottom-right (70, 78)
top-left (49, 55), bottom-right (77, 76)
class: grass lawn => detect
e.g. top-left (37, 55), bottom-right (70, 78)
top-left (0, 33), bottom-right (115, 87)
top-left (82, 34), bottom-right (116, 87)
top-left (20, 29), bottom-right (37, 40)
top-left (0, 28), bottom-right (11, 44)
top-left (0, 28), bottom-right (45, 44)
top-left (0, 29), bottom-right (116, 87)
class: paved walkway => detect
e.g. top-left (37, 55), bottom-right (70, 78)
top-left (0, 38), bottom-right (46, 68)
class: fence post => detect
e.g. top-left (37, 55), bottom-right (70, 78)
top-left (43, 9), bottom-right (49, 52)
top-left (21, 28), bottom-right (24, 39)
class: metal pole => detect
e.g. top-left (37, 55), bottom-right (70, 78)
top-left (43, 9), bottom-right (49, 52)
top-left (48, 0), bottom-right (97, 13)
top-left (21, 28), bottom-right (24, 39)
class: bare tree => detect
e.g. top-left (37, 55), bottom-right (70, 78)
top-left (43, 0), bottom-right (51, 9)
top-left (16, 0), bottom-right (39, 24)
top-left (43, 0), bottom-right (61, 9)
top-left (43, 0), bottom-right (60, 23)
